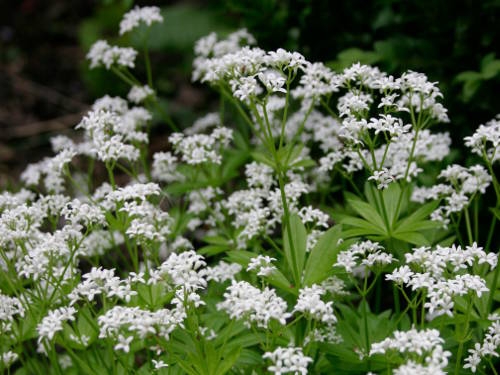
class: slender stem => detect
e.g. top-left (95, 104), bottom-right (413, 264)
top-left (485, 216), bottom-right (497, 251)
top-left (278, 69), bottom-right (293, 150)
top-left (144, 42), bottom-right (153, 88)
top-left (455, 296), bottom-right (472, 375)
top-left (464, 205), bottom-right (474, 245)
top-left (487, 257), bottom-right (500, 312)
top-left (474, 197), bottom-right (479, 242)
top-left (106, 162), bottom-right (116, 189)
top-left (392, 127), bottom-right (420, 227)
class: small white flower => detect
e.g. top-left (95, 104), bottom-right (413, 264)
top-left (119, 6), bottom-right (163, 35)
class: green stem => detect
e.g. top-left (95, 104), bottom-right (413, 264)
top-left (485, 216), bottom-right (497, 251)
top-left (455, 298), bottom-right (472, 375)
top-left (278, 70), bottom-right (293, 150)
top-left (464, 205), bottom-right (474, 245)
top-left (144, 45), bottom-right (153, 88)
top-left (106, 162), bottom-right (116, 189)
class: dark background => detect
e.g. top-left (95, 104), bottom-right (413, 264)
top-left (1, 0), bottom-right (500, 186)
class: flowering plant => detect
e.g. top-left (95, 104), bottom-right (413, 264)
top-left (2, 5), bottom-right (500, 375)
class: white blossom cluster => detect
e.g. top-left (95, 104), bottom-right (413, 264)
top-left (464, 115), bottom-right (500, 162)
top-left (203, 261), bottom-right (242, 283)
top-left (169, 127), bottom-right (233, 165)
top-left (263, 346), bottom-right (313, 375)
top-left (68, 267), bottom-right (137, 305)
top-left (247, 254), bottom-right (277, 277)
top-left (37, 306), bottom-right (77, 349)
top-left (75, 100), bottom-right (151, 162)
top-left (119, 6), bottom-right (163, 35)
top-left (464, 314), bottom-right (500, 372)
top-left (0, 293), bottom-right (25, 335)
top-left (387, 243), bottom-right (497, 318)
top-left (20, 149), bottom-right (75, 193)
top-left (127, 85), bottom-right (154, 104)
top-left (87, 40), bottom-right (137, 70)
top-left (370, 327), bottom-right (451, 374)
top-left (412, 164), bottom-right (491, 226)
top-left (294, 284), bottom-right (337, 323)
top-left (98, 305), bottom-right (186, 352)
top-left (217, 280), bottom-right (291, 328)
top-left (120, 200), bottom-right (172, 243)
top-left (335, 241), bottom-right (394, 276)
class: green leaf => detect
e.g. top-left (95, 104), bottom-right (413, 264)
top-left (490, 207), bottom-right (500, 221)
top-left (290, 158), bottom-right (316, 169)
top-left (283, 214), bottom-right (307, 287)
top-left (394, 200), bottom-right (439, 233)
top-left (303, 225), bottom-right (344, 285)
top-left (392, 231), bottom-right (430, 246)
top-left (463, 79), bottom-right (482, 102)
top-left (346, 194), bottom-right (387, 234)
top-left (198, 245), bottom-right (230, 256)
top-left (454, 71), bottom-right (483, 83)
top-left (481, 56), bottom-right (500, 79)
top-left (251, 150), bottom-right (276, 169)
top-left (381, 183), bottom-right (402, 225)
top-left (338, 216), bottom-right (386, 235)
top-left (203, 235), bottom-right (230, 246)
top-left (225, 250), bottom-right (255, 266)
top-left (266, 269), bottom-right (296, 294)
top-left (216, 347), bottom-right (242, 374)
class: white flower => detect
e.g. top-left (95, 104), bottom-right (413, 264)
top-left (335, 241), bottom-right (393, 275)
top-left (217, 280), bottom-right (290, 328)
top-left (127, 85), bottom-right (154, 103)
top-left (263, 346), bottom-right (312, 375)
top-left (152, 359), bottom-right (169, 370)
top-left (368, 168), bottom-right (395, 189)
top-left (204, 261), bottom-right (242, 282)
top-left (119, 6), bottom-right (163, 35)
top-left (294, 285), bottom-right (337, 323)
top-left (37, 306), bottom-right (77, 344)
top-left (114, 334), bottom-right (134, 353)
top-left (87, 40), bottom-right (137, 69)
top-left (247, 255), bottom-right (277, 277)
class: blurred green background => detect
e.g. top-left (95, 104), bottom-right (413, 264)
top-left (1, 0), bottom-right (500, 184)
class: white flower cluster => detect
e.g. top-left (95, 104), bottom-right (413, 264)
top-left (37, 306), bottom-right (77, 349)
top-left (119, 6), bottom-right (163, 35)
top-left (127, 85), bottom-right (154, 104)
top-left (263, 346), bottom-right (313, 375)
top-left (98, 305), bottom-right (186, 352)
top-left (87, 40), bottom-right (137, 70)
top-left (386, 243), bottom-right (496, 318)
top-left (335, 241), bottom-right (394, 276)
top-left (464, 115), bottom-right (500, 162)
top-left (169, 127), bottom-right (233, 165)
top-left (0, 351), bottom-right (18, 368)
top-left (151, 151), bottom-right (182, 182)
top-left (412, 164), bottom-right (491, 226)
top-left (153, 250), bottom-right (207, 292)
top-left (203, 261), bottom-right (242, 283)
top-left (0, 294), bottom-right (25, 335)
top-left (68, 267), bottom-right (137, 305)
top-left (247, 255), bottom-right (277, 277)
top-left (294, 284), bottom-right (337, 324)
top-left (20, 149), bottom-right (75, 193)
top-left (120, 201), bottom-right (172, 243)
top-left (370, 327), bottom-right (451, 375)
top-left (75, 99), bottom-right (152, 162)
top-left (464, 314), bottom-right (500, 372)
top-left (193, 30), bottom-right (307, 101)
top-left (217, 280), bottom-right (290, 328)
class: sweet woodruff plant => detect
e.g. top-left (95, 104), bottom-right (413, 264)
top-left (2, 5), bottom-right (500, 375)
